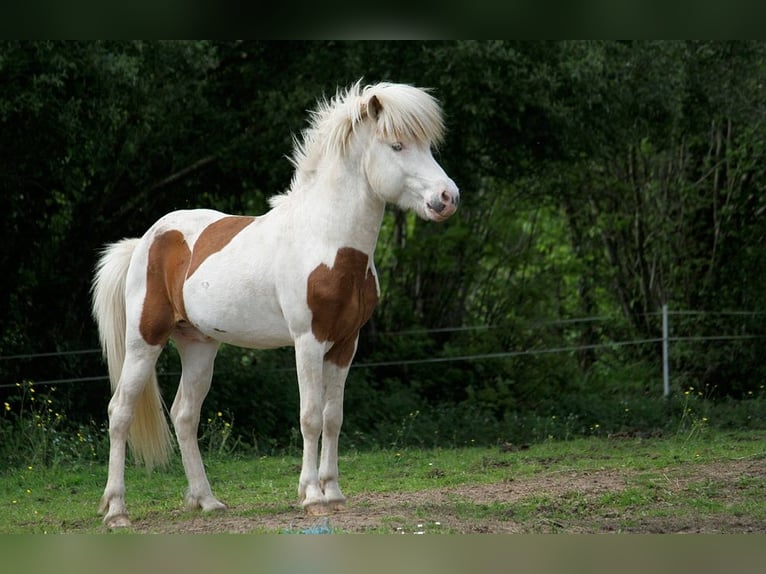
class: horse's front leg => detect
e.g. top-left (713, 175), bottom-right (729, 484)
top-left (294, 335), bottom-right (327, 514)
top-left (318, 360), bottom-right (350, 512)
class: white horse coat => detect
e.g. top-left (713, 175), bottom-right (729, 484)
top-left (92, 81), bottom-right (459, 528)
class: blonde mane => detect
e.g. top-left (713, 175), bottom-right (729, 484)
top-left (270, 81), bottom-right (445, 207)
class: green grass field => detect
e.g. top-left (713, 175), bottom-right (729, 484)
top-left (1, 430), bottom-right (764, 533)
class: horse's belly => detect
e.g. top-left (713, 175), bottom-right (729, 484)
top-left (209, 321), bottom-right (293, 349)
top-left (182, 279), bottom-right (293, 349)
top-left (190, 308), bottom-right (293, 349)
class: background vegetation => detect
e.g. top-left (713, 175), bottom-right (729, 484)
top-left (2, 41), bottom-right (765, 468)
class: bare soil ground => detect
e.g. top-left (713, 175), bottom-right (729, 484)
top-left (130, 457), bottom-right (765, 534)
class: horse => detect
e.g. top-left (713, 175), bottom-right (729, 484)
top-left (91, 81), bottom-right (460, 529)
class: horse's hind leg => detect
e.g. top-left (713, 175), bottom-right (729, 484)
top-left (100, 347), bottom-right (162, 528)
top-left (318, 361), bottom-right (350, 511)
top-left (170, 337), bottom-right (226, 512)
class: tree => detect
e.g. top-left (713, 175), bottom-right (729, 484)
top-left (3, 41), bottom-right (765, 442)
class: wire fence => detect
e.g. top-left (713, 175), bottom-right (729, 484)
top-left (1, 307), bottom-right (764, 395)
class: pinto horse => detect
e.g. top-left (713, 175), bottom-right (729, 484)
top-left (91, 81), bottom-right (459, 528)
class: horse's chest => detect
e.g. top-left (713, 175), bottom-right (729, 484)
top-left (307, 247), bottom-right (378, 367)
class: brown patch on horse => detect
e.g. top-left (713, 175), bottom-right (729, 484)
top-left (307, 247), bottom-right (379, 367)
top-left (187, 216), bottom-right (255, 279)
top-left (140, 230), bottom-right (191, 346)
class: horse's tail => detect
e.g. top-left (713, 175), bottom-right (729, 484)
top-left (92, 239), bottom-right (173, 470)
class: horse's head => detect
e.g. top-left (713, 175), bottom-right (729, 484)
top-left (359, 83), bottom-right (460, 222)
top-left (283, 82), bottom-right (460, 221)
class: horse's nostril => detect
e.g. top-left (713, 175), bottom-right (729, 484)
top-left (442, 189), bottom-right (459, 206)
top-left (428, 200), bottom-right (446, 214)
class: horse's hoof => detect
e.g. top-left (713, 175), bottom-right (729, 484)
top-left (104, 513), bottom-right (132, 530)
top-left (327, 501), bottom-right (346, 513)
top-left (304, 502), bottom-right (331, 516)
top-left (202, 501), bottom-right (227, 513)
top-left (185, 494), bottom-right (227, 513)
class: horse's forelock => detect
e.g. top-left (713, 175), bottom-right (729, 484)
top-left (299, 82), bottom-right (443, 155)
top-left (362, 83), bottom-right (445, 146)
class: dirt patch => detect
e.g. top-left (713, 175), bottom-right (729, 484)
top-left (130, 457), bottom-right (765, 534)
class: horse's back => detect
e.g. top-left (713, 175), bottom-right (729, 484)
top-left (144, 208), bottom-right (231, 240)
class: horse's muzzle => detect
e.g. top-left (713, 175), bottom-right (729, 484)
top-left (426, 187), bottom-right (460, 221)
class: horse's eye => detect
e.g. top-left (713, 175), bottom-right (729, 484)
top-left (391, 142), bottom-right (403, 152)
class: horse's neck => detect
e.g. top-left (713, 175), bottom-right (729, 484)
top-left (290, 171), bottom-right (386, 257)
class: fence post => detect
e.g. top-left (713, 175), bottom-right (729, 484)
top-left (662, 304), bottom-right (670, 397)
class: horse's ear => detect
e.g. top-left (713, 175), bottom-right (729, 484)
top-left (363, 95), bottom-right (383, 120)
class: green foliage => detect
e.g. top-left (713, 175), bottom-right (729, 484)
top-left (0, 381), bottom-right (107, 470)
top-left (201, 345), bottom-right (300, 453)
top-left (2, 41), bottom-right (766, 455)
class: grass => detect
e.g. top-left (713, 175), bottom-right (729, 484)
top-left (1, 430), bottom-right (764, 533)
top-left (2, 379), bottom-right (764, 533)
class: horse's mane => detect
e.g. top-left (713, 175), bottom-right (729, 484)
top-left (270, 81), bottom-right (445, 208)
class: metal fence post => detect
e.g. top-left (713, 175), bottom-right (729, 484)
top-left (662, 304), bottom-right (670, 397)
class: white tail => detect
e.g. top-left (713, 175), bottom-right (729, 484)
top-left (92, 239), bottom-right (173, 469)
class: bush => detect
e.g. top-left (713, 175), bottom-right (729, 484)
top-left (3, 357), bottom-right (764, 472)
top-left (0, 381), bottom-right (108, 471)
